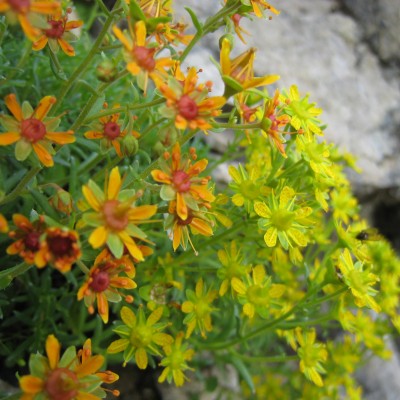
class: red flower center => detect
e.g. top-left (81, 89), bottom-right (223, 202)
top-left (90, 270), bottom-right (110, 292)
top-left (103, 121), bottom-right (121, 140)
top-left (103, 200), bottom-right (129, 231)
top-left (172, 170), bottom-right (191, 192)
top-left (8, 0), bottom-right (30, 13)
top-left (177, 214), bottom-right (193, 226)
top-left (45, 20), bottom-right (65, 39)
top-left (47, 235), bottom-right (74, 257)
top-left (44, 368), bottom-right (79, 400)
top-left (21, 118), bottom-right (47, 142)
top-left (24, 231), bottom-right (41, 251)
top-left (177, 95), bottom-right (198, 120)
top-left (132, 46), bottom-right (156, 71)
top-left (232, 13), bottom-right (242, 25)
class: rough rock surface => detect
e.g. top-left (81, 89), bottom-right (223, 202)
top-left (176, 0), bottom-right (400, 196)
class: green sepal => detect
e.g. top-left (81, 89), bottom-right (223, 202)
top-left (29, 353), bottom-right (48, 377)
top-left (107, 233), bottom-right (124, 258)
top-left (185, 7), bottom-right (203, 34)
top-left (15, 139), bottom-right (32, 161)
top-left (160, 184), bottom-right (175, 201)
top-left (59, 346), bottom-right (77, 368)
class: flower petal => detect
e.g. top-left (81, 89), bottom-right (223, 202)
top-left (33, 96), bottom-right (56, 120)
top-left (0, 132), bottom-right (20, 145)
top-left (46, 334), bottom-right (60, 369)
top-left (5, 94), bottom-right (23, 121)
top-left (107, 167), bottom-right (122, 200)
top-left (32, 142), bottom-right (53, 167)
top-left (19, 376), bottom-right (44, 393)
top-left (89, 226), bottom-right (108, 248)
top-left (75, 355), bottom-right (104, 378)
top-left (45, 131), bottom-right (75, 144)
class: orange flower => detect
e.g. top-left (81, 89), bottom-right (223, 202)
top-left (7, 214), bottom-right (46, 264)
top-left (112, 20), bottom-right (173, 94)
top-left (157, 66), bottom-right (226, 133)
top-left (230, 13), bottom-right (250, 44)
top-left (32, 9), bottom-right (83, 56)
top-left (166, 201), bottom-right (214, 252)
top-left (260, 90), bottom-right (293, 157)
top-left (34, 227), bottom-right (81, 272)
top-left (84, 104), bottom-right (139, 157)
top-left (0, 94), bottom-right (75, 167)
top-left (81, 167), bottom-right (157, 261)
top-left (151, 143), bottom-right (215, 221)
top-left (0, 0), bottom-right (60, 41)
top-left (78, 249), bottom-right (137, 323)
top-left (248, 0), bottom-right (279, 18)
top-left (19, 335), bottom-right (119, 400)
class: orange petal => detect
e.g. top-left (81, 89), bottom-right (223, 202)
top-left (45, 131), bottom-right (75, 144)
top-left (32, 142), bottom-right (53, 167)
top-left (34, 96), bottom-right (56, 120)
top-left (32, 35), bottom-right (48, 51)
top-left (172, 223), bottom-right (182, 251)
top-left (58, 38), bottom-right (75, 56)
top-left (76, 391), bottom-right (101, 400)
top-left (66, 20), bottom-right (83, 30)
top-left (18, 14), bottom-right (40, 41)
top-left (30, 1), bottom-right (60, 14)
top-left (176, 192), bottom-right (188, 221)
top-left (84, 130), bottom-right (104, 139)
top-left (46, 334), bottom-right (60, 369)
top-left (112, 26), bottom-right (132, 50)
top-left (75, 354), bottom-right (104, 377)
top-left (127, 61), bottom-right (141, 75)
top-left (0, 132), bottom-right (20, 145)
top-left (150, 170), bottom-right (172, 184)
top-left (191, 218), bottom-right (213, 236)
top-left (5, 94), bottom-right (23, 121)
top-left (19, 375), bottom-right (44, 393)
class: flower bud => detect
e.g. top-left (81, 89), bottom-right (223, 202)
top-left (96, 58), bottom-right (117, 82)
top-left (49, 188), bottom-right (73, 215)
top-left (121, 135), bottom-right (139, 156)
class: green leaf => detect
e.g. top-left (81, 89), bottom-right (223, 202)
top-left (129, 0), bottom-right (146, 22)
top-left (230, 357), bottom-right (255, 394)
top-left (185, 7), bottom-right (203, 34)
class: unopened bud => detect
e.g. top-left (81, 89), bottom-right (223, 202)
top-left (96, 58), bottom-right (117, 82)
top-left (121, 135), bottom-right (139, 156)
top-left (49, 188), bottom-right (73, 215)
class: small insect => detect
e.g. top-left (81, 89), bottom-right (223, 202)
top-left (355, 228), bottom-right (381, 242)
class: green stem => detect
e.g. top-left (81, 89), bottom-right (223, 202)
top-left (216, 122), bottom-right (260, 130)
top-left (52, 0), bottom-right (122, 114)
top-left (76, 260), bottom-right (90, 274)
top-left (200, 282), bottom-right (336, 350)
top-left (0, 166), bottom-right (42, 206)
top-left (0, 262), bottom-right (32, 289)
top-left (0, 40), bottom-right (32, 86)
top-left (83, 98), bottom-right (165, 125)
top-left (232, 352), bottom-right (298, 363)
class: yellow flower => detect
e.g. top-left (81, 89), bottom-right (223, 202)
top-left (81, 167), bottom-right (157, 260)
top-left (19, 334), bottom-right (119, 400)
top-left (220, 38), bottom-right (279, 98)
top-left (158, 332), bottom-right (194, 387)
top-left (254, 186), bottom-right (314, 250)
top-left (107, 306), bottom-right (173, 369)
top-left (338, 248), bottom-right (381, 313)
top-left (231, 264), bottom-right (284, 318)
top-left (151, 143), bottom-right (215, 221)
top-left (296, 328), bottom-right (328, 387)
top-left (0, 0), bottom-right (60, 41)
top-left (245, 0), bottom-right (279, 18)
top-left (112, 20), bottom-right (173, 94)
top-left (181, 278), bottom-right (217, 338)
top-left (0, 94), bottom-right (75, 167)
top-left (77, 248), bottom-right (137, 323)
top-left (32, 9), bottom-right (83, 56)
top-left (157, 66), bottom-right (226, 133)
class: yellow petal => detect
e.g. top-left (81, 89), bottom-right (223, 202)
top-left (112, 26), bottom-right (132, 50)
top-left (46, 334), bottom-right (60, 369)
top-left (176, 192), bottom-right (188, 221)
top-left (89, 226), bottom-right (108, 248)
top-left (107, 167), bottom-right (121, 200)
top-left (82, 185), bottom-right (102, 211)
top-left (135, 21), bottom-right (147, 46)
top-left (107, 339), bottom-right (129, 354)
top-left (75, 355), bottom-right (104, 378)
top-left (135, 347), bottom-right (148, 369)
top-left (45, 131), bottom-right (75, 144)
top-left (32, 35), bottom-right (48, 51)
top-left (128, 205), bottom-right (157, 220)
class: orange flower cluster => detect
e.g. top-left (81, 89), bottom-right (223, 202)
top-left (151, 143), bottom-right (215, 251)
